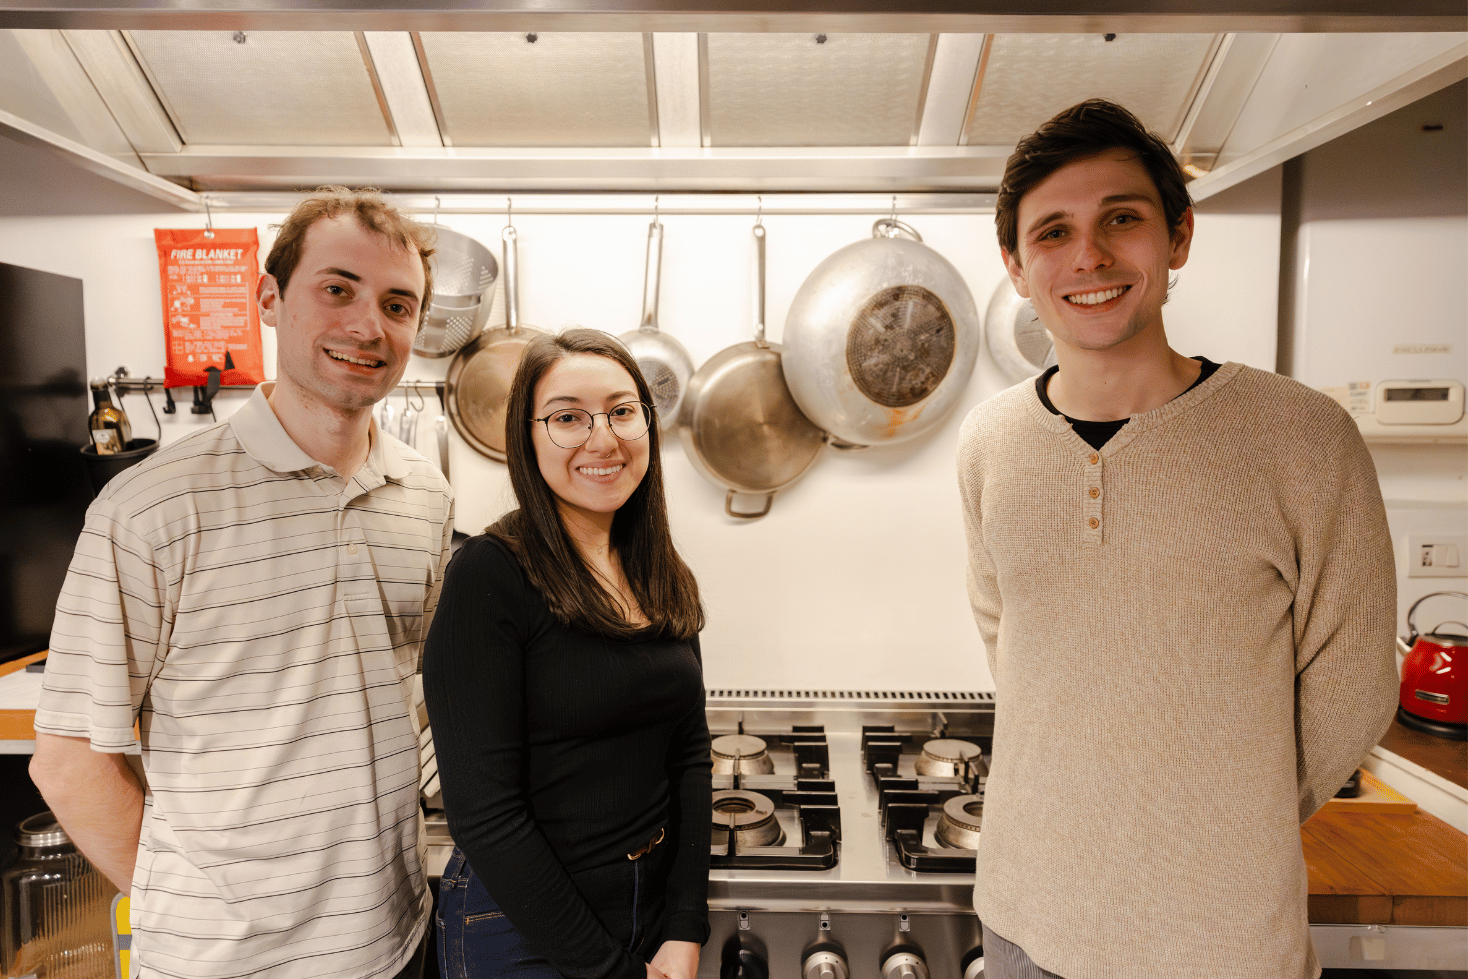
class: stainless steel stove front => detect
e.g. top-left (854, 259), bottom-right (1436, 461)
top-left (701, 691), bottom-right (994, 979)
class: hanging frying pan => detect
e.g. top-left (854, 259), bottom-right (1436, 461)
top-left (780, 218), bottom-right (981, 449)
top-left (681, 220), bottom-right (827, 519)
top-left (985, 276), bottom-right (1056, 383)
top-left (618, 217), bottom-right (694, 425)
top-left (445, 213), bottom-right (545, 463)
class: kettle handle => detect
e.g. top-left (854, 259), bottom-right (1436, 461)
top-left (1404, 590), bottom-right (1468, 648)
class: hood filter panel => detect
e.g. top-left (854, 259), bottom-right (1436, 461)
top-left (964, 33), bottom-right (1218, 146)
top-left (127, 31), bottom-right (391, 146)
top-left (706, 33), bottom-right (933, 147)
top-left (417, 32), bottom-right (654, 148)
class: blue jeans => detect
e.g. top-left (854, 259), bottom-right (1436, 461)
top-left (436, 844), bottom-right (667, 978)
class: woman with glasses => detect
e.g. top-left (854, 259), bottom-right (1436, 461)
top-left (423, 329), bottom-right (709, 979)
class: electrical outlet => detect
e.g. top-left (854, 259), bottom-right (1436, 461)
top-left (1406, 534), bottom-right (1468, 578)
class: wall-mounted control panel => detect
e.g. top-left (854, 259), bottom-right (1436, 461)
top-left (1376, 379), bottom-right (1465, 426)
top-left (1406, 534), bottom-right (1468, 578)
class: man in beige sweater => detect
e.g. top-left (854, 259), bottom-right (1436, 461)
top-left (958, 99), bottom-right (1397, 978)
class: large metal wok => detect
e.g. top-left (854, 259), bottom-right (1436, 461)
top-left (780, 218), bottom-right (981, 449)
top-left (681, 221), bottom-right (826, 519)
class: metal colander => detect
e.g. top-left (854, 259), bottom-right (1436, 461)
top-left (430, 225), bottom-right (498, 302)
top-left (844, 284), bottom-right (956, 408)
top-left (415, 229), bottom-right (500, 358)
top-left (1012, 300), bottom-right (1056, 369)
top-left (639, 358), bottom-right (681, 410)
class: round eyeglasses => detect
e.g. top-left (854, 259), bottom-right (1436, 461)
top-left (532, 401), bottom-right (654, 449)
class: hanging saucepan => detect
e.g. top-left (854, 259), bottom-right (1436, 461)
top-left (618, 215), bottom-right (694, 425)
top-left (780, 218), bottom-right (981, 449)
top-left (681, 220), bottom-right (827, 519)
top-left (445, 212), bottom-right (545, 463)
top-left (985, 276), bottom-right (1056, 383)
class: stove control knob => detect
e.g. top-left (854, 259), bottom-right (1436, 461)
top-left (721, 948), bottom-right (768, 979)
top-left (882, 951), bottom-right (928, 979)
top-left (803, 949), bottom-right (849, 979)
top-left (963, 954), bottom-right (986, 979)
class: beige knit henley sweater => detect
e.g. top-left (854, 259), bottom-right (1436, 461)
top-left (957, 361), bottom-right (1398, 979)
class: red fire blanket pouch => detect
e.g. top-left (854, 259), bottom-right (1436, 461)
top-left (155, 228), bottom-right (266, 388)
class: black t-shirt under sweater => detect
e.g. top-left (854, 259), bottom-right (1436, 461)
top-left (1036, 357), bottom-right (1220, 449)
top-left (422, 534), bottom-right (711, 979)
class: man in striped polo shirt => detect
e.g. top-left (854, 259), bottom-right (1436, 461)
top-left (31, 188), bottom-right (453, 979)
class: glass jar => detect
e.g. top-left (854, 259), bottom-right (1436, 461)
top-left (1, 812), bottom-right (117, 979)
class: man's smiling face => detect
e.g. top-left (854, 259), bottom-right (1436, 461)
top-left (258, 214), bottom-right (425, 416)
top-left (1002, 147), bottom-right (1193, 356)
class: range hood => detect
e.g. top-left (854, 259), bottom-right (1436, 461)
top-left (0, 2), bottom-right (1462, 211)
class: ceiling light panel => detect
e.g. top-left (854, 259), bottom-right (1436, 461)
top-left (706, 33), bottom-right (934, 147)
top-left (963, 34), bottom-right (1219, 146)
top-left (126, 31), bottom-right (391, 146)
top-left (416, 32), bottom-right (655, 147)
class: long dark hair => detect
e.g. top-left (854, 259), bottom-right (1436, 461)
top-left (488, 328), bottom-right (704, 642)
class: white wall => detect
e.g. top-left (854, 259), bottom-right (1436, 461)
top-left (1285, 79), bottom-right (1468, 636)
top-left (0, 196), bottom-right (1280, 690)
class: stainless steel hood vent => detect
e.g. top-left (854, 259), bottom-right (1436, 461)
top-left (704, 32), bottom-right (935, 146)
top-left (417, 31), bottom-right (657, 147)
top-left (0, 9), bottom-right (1460, 209)
top-left (126, 30), bottom-right (393, 146)
top-left (963, 33), bottom-right (1220, 145)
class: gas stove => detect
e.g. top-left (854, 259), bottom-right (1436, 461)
top-left (703, 690), bottom-right (992, 979)
top-left (424, 689), bottom-right (994, 979)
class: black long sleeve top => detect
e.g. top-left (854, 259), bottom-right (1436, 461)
top-left (422, 535), bottom-right (712, 979)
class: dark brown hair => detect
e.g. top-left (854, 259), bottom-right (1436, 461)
top-left (488, 328), bottom-right (704, 642)
top-left (995, 99), bottom-right (1193, 261)
top-left (264, 186), bottom-right (436, 326)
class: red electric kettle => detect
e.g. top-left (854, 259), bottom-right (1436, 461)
top-left (1398, 591), bottom-right (1468, 740)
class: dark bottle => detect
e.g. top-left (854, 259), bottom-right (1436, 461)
top-left (87, 380), bottom-right (131, 455)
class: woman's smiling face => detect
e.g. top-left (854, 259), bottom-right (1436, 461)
top-left (531, 353), bottom-right (651, 524)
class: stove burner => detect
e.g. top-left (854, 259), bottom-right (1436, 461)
top-left (935, 794), bottom-right (983, 850)
top-left (914, 738), bottom-right (984, 778)
top-left (711, 734), bottom-right (776, 775)
top-left (712, 790), bottom-right (785, 847)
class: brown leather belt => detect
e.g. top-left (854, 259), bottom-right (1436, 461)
top-left (626, 827), bottom-right (665, 861)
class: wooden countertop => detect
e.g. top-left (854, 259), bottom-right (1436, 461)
top-left (1304, 806), bottom-right (1466, 926)
top-left (0, 650), bottom-right (47, 741)
top-left (1378, 713), bottom-right (1467, 789)
top-left (1303, 715), bottom-right (1467, 927)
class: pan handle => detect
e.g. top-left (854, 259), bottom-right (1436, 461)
top-left (725, 489), bottom-right (774, 520)
top-left (503, 224), bottom-right (520, 333)
top-left (640, 220), bottom-right (663, 332)
top-left (753, 223), bottom-right (767, 348)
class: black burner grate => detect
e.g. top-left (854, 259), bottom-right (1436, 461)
top-left (863, 724), bottom-right (990, 873)
top-left (709, 724), bottom-right (842, 871)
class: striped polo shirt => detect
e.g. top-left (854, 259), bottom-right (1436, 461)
top-left (36, 385), bottom-right (453, 979)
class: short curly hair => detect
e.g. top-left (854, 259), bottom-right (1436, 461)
top-left (996, 99), bottom-right (1192, 262)
top-left (264, 186), bottom-right (436, 326)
